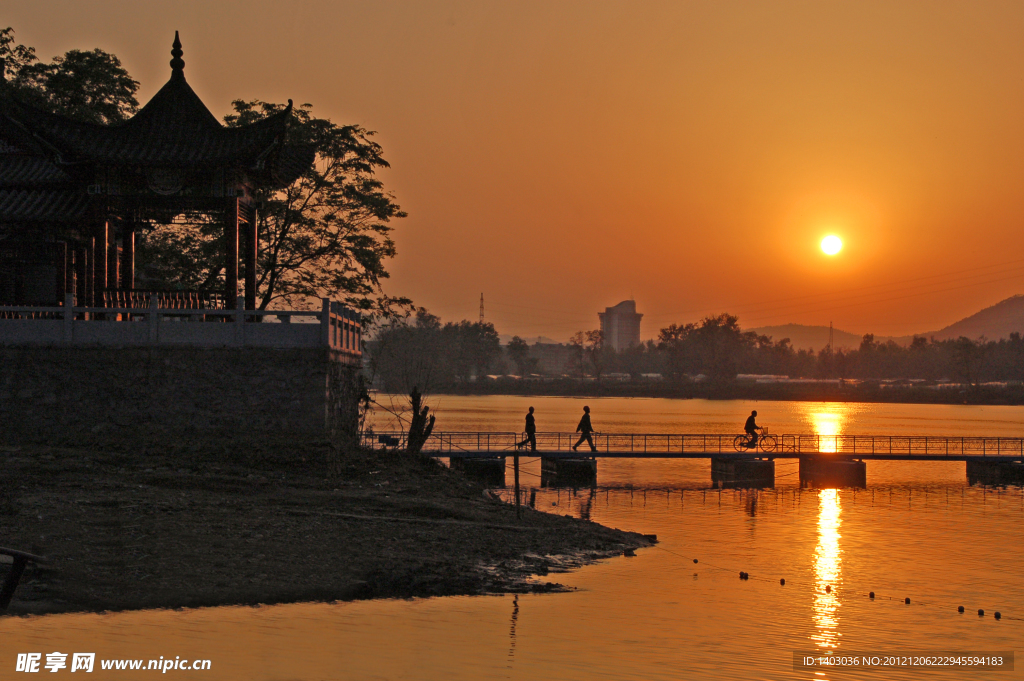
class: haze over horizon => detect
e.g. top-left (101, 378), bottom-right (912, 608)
top-left (10, 1), bottom-right (1024, 340)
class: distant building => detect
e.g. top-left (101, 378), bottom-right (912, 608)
top-left (599, 300), bottom-right (643, 351)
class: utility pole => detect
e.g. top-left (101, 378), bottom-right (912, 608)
top-left (479, 293), bottom-right (484, 323)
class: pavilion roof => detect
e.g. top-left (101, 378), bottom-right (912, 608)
top-left (1, 33), bottom-right (309, 178)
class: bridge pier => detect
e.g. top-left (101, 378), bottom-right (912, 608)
top-left (449, 456), bottom-right (506, 487)
top-left (540, 457), bottom-right (597, 487)
top-left (966, 460), bottom-right (1024, 485)
top-left (799, 458), bottom-right (866, 488)
top-left (711, 458), bottom-right (774, 488)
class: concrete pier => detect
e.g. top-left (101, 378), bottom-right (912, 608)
top-left (540, 457), bottom-right (597, 487)
top-left (799, 458), bottom-right (866, 488)
top-left (449, 457), bottom-right (506, 487)
top-left (711, 458), bottom-right (775, 488)
top-left (966, 460), bottom-right (1024, 485)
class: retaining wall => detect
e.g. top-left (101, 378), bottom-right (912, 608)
top-left (0, 346), bottom-right (362, 445)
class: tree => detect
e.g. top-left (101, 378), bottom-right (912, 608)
top-left (442, 320), bottom-right (501, 381)
top-left (1, 28), bottom-right (139, 124)
top-left (507, 336), bottom-right (537, 376)
top-left (367, 309), bottom-right (444, 394)
top-left (227, 100), bottom-right (409, 317)
top-left (949, 337), bottom-right (987, 387)
top-left (568, 330), bottom-right (605, 379)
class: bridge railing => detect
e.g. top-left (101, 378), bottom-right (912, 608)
top-left (361, 431), bottom-right (1024, 458)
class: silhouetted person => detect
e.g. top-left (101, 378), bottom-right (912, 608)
top-left (517, 406), bottom-right (537, 451)
top-left (744, 409), bottom-right (759, 449)
top-left (572, 405), bottom-right (598, 452)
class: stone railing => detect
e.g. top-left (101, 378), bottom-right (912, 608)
top-left (0, 295), bottom-right (360, 356)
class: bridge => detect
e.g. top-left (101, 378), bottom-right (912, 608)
top-left (364, 431), bottom-right (1024, 488)
top-left (363, 432), bottom-right (1024, 462)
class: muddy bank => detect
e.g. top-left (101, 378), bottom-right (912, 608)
top-left (0, 440), bottom-right (648, 615)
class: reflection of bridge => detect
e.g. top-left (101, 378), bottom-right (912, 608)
top-left (364, 432), bottom-right (1024, 488)
top-left (364, 432), bottom-right (1024, 461)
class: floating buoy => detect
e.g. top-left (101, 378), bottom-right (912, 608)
top-left (693, 559), bottom-right (698, 564)
top-left (869, 592), bottom-right (875, 599)
top-left (739, 571), bottom-right (749, 580)
top-left (978, 609), bottom-right (984, 617)
top-left (624, 549), bottom-right (635, 557)
top-left (958, 606), bottom-right (965, 613)
top-left (825, 585), bottom-right (831, 594)
top-left (905, 598), bottom-right (911, 605)
top-left (994, 612), bottom-right (1001, 620)
top-left (780, 578), bottom-right (786, 586)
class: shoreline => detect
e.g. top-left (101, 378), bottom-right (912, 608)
top-left (0, 440), bottom-right (649, 617)
top-left (430, 380), bottom-right (1024, 405)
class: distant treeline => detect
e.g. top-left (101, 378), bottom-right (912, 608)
top-left (367, 310), bottom-right (1024, 394)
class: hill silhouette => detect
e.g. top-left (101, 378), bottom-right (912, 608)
top-left (750, 294), bottom-right (1024, 351)
top-left (914, 294), bottom-right (1024, 342)
top-left (747, 324), bottom-right (866, 352)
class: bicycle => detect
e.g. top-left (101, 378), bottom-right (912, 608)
top-left (733, 427), bottom-right (777, 453)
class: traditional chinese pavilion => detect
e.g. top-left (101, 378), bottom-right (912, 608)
top-left (0, 32), bottom-right (313, 310)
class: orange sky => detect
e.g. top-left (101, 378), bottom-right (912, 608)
top-left (9, 1), bottom-right (1024, 339)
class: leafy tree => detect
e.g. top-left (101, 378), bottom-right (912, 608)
top-left (367, 309), bottom-right (444, 394)
top-left (948, 336), bottom-right (987, 387)
top-left (1, 27), bottom-right (139, 123)
top-left (568, 330), bottom-right (605, 379)
top-left (442, 320), bottom-right (501, 381)
top-left (507, 335), bottom-right (537, 376)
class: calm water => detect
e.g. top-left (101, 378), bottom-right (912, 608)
top-left (3, 397), bottom-right (1022, 680)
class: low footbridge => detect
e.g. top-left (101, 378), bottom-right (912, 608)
top-left (363, 432), bottom-right (1024, 462)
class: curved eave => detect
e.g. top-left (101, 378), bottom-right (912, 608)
top-left (5, 95), bottom-right (293, 169)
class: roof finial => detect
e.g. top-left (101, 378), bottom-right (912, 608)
top-left (170, 31), bottom-right (185, 75)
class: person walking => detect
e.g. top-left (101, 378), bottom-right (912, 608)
top-left (572, 405), bottom-right (598, 452)
top-left (517, 406), bottom-right (537, 451)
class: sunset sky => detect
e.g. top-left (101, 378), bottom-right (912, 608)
top-left (9, 1), bottom-right (1024, 340)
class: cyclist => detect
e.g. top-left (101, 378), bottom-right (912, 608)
top-left (744, 410), bottom-right (759, 449)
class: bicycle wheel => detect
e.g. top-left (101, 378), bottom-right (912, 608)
top-left (759, 435), bottom-right (777, 453)
top-left (733, 435), bottom-right (749, 452)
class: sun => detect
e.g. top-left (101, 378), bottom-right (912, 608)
top-left (821, 235), bottom-right (842, 255)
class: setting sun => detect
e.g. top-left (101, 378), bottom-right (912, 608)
top-left (821, 235), bottom-right (843, 255)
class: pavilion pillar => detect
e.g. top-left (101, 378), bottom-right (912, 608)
top-left (84, 239), bottom-right (94, 316)
top-left (122, 225), bottom-right (135, 290)
top-left (108, 235), bottom-right (120, 291)
top-left (55, 242), bottom-right (67, 306)
top-left (75, 246), bottom-right (88, 309)
top-left (65, 247), bottom-right (76, 304)
top-left (225, 197), bottom-right (239, 310)
top-left (92, 216), bottom-right (108, 308)
top-left (244, 208), bottom-right (258, 312)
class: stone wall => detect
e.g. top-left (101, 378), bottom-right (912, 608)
top-left (0, 346), bottom-right (362, 445)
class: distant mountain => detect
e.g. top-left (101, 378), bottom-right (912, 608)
top-left (749, 295), bottom-right (1024, 352)
top-left (747, 324), bottom-right (865, 352)
top-left (916, 294), bottom-right (1024, 342)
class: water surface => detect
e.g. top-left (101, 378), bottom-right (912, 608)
top-left (3, 397), bottom-right (1021, 680)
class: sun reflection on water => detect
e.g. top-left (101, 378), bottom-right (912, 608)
top-left (806, 405), bottom-right (848, 453)
top-left (812, 489), bottom-right (843, 651)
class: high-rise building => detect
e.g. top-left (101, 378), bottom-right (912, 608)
top-left (599, 300), bottom-right (643, 351)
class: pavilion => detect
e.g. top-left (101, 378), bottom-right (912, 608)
top-left (0, 32), bottom-right (314, 311)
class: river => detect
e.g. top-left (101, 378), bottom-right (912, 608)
top-left (3, 396), bottom-right (1021, 680)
